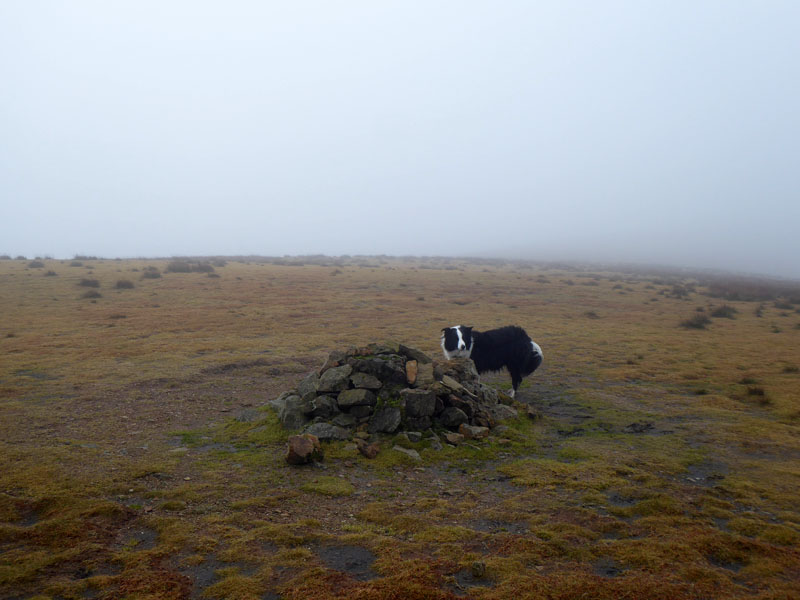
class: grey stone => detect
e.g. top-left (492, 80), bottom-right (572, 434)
top-left (338, 388), bottom-right (376, 408)
top-left (318, 364), bottom-right (353, 392)
top-left (405, 417), bottom-right (432, 431)
top-left (403, 431), bottom-right (423, 443)
top-left (472, 410), bottom-right (495, 429)
top-left (297, 372), bottom-right (319, 397)
top-left (348, 405), bottom-right (373, 419)
top-left (459, 423), bottom-right (490, 439)
top-left (368, 407), bottom-right (402, 434)
top-left (444, 432), bottom-right (464, 445)
top-left (304, 422), bottom-right (351, 441)
top-left (477, 384), bottom-right (500, 405)
top-left (447, 395), bottom-right (475, 418)
top-left (278, 395), bottom-right (310, 430)
top-left (399, 344), bottom-right (433, 364)
top-left (320, 349), bottom-right (346, 374)
top-left (441, 375), bottom-right (466, 394)
top-left (350, 372), bottom-right (382, 390)
top-left (348, 357), bottom-right (407, 386)
top-left (490, 404), bottom-right (519, 422)
top-left (401, 389), bottom-right (436, 417)
top-left (438, 406), bottom-right (469, 428)
top-left (308, 395), bottom-right (339, 419)
top-left (413, 362), bottom-right (435, 388)
top-left (268, 390), bottom-right (293, 412)
top-left (365, 342), bottom-right (400, 355)
top-left (392, 445), bottom-right (421, 461)
top-left (331, 413), bottom-right (357, 428)
top-left (426, 437), bottom-right (443, 451)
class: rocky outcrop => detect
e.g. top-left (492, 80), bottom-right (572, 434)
top-left (271, 342), bottom-right (518, 444)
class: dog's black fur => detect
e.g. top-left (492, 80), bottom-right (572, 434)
top-left (441, 325), bottom-right (542, 397)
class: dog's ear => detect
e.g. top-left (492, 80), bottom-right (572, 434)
top-left (441, 327), bottom-right (448, 333)
top-left (463, 326), bottom-right (473, 333)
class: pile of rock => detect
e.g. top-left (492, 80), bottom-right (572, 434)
top-left (269, 342), bottom-right (520, 448)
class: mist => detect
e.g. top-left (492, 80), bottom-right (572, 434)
top-left (2, 1), bottom-right (799, 278)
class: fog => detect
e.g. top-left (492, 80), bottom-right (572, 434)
top-left (2, 1), bottom-right (799, 278)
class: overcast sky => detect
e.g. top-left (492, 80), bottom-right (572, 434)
top-left (1, 1), bottom-right (798, 277)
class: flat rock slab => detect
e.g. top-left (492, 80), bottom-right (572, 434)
top-left (338, 388), bottom-right (377, 408)
top-left (392, 445), bottom-right (422, 461)
top-left (350, 372), bottom-right (383, 389)
top-left (304, 423), bottom-right (350, 441)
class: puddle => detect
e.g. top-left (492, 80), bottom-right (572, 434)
top-left (316, 545), bottom-right (377, 581)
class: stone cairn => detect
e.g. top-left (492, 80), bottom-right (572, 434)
top-left (270, 342), bottom-right (521, 464)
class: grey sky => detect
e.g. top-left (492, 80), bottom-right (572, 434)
top-left (2, 1), bottom-right (799, 277)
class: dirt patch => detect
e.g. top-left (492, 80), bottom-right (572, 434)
top-left (593, 557), bottom-right (625, 578)
top-left (470, 519), bottom-right (528, 534)
top-left (316, 545), bottom-right (378, 581)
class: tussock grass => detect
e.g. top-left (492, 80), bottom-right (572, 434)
top-left (680, 314), bottom-right (711, 329)
top-left (710, 304), bottom-right (738, 319)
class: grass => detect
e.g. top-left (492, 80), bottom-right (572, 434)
top-left (301, 476), bottom-right (355, 497)
top-left (1, 256), bottom-right (799, 599)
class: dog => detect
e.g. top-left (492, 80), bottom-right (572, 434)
top-left (441, 325), bottom-right (542, 398)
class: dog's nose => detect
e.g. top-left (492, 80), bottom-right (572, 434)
top-left (458, 343), bottom-right (465, 350)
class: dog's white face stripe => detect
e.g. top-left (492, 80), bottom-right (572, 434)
top-left (455, 326), bottom-right (465, 350)
top-left (441, 325), bottom-right (472, 360)
top-left (531, 341), bottom-right (542, 357)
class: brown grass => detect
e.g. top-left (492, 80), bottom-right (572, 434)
top-left (1, 257), bottom-right (799, 599)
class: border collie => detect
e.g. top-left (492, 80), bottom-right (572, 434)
top-left (441, 325), bottom-right (543, 398)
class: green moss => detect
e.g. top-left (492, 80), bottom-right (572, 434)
top-left (557, 446), bottom-right (593, 461)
